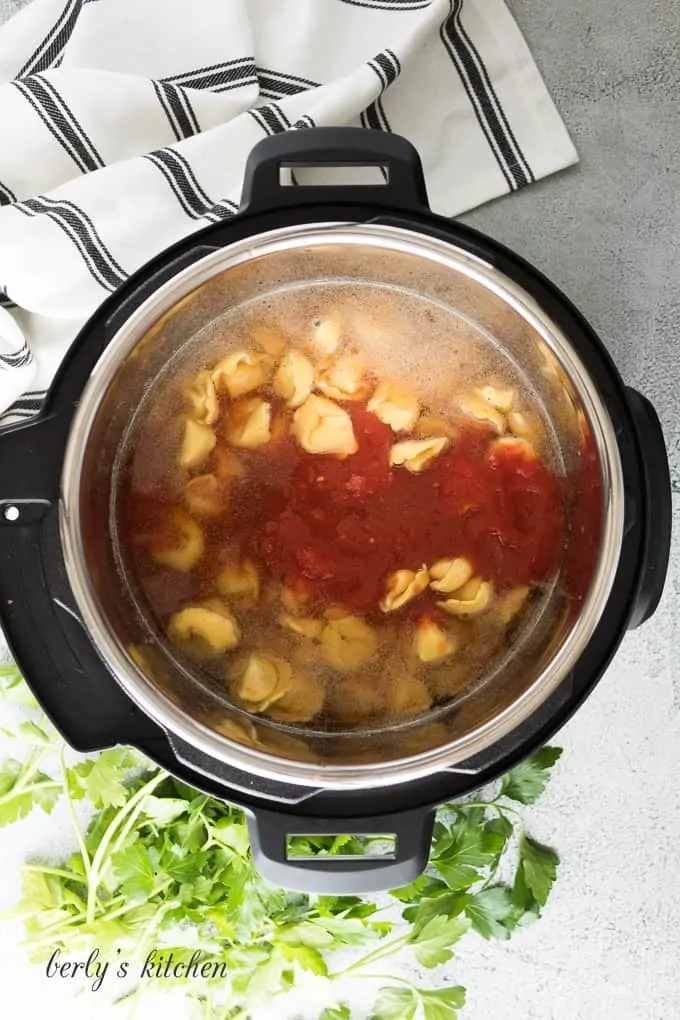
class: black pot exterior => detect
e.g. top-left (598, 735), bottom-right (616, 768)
top-left (0, 130), bottom-right (671, 891)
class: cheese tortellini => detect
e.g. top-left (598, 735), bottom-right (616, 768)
top-left (429, 557), bottom-right (474, 595)
top-left (183, 474), bottom-right (227, 517)
top-left (440, 577), bottom-right (493, 616)
top-left (228, 652), bottom-right (324, 722)
top-left (380, 566), bottom-right (429, 613)
top-left (309, 313), bottom-right (342, 357)
top-left (167, 599), bottom-right (240, 658)
top-left (212, 350), bottom-right (270, 399)
top-left (320, 614), bottom-right (378, 671)
top-left (150, 507), bottom-right (204, 571)
top-left (179, 419), bottom-right (216, 470)
top-left (316, 353), bottom-right (370, 402)
top-left (274, 351), bottom-right (315, 408)
top-left (367, 379), bottom-right (420, 432)
top-left (389, 436), bottom-right (448, 473)
top-left (292, 394), bottom-right (358, 457)
top-left (386, 675), bottom-right (432, 717)
top-left (184, 371), bottom-right (219, 425)
top-left (414, 619), bottom-right (457, 663)
top-left (225, 397), bottom-right (272, 448)
top-left (216, 560), bottom-right (260, 606)
top-left (458, 393), bottom-right (505, 434)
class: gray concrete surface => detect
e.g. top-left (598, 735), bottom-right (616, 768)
top-left (0, 1), bottom-right (679, 1018)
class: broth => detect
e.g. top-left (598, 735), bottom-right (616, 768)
top-left (115, 283), bottom-right (567, 732)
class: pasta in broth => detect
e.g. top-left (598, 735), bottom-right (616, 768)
top-left (118, 285), bottom-right (567, 732)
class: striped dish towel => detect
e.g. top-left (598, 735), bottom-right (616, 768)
top-left (0, 0), bottom-right (578, 425)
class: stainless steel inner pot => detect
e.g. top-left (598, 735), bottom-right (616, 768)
top-left (60, 222), bottom-right (625, 790)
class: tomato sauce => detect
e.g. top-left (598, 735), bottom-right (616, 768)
top-left (122, 401), bottom-right (568, 618)
top-left (225, 404), bottom-right (565, 614)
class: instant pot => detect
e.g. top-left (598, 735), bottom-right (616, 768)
top-left (0, 129), bottom-right (671, 892)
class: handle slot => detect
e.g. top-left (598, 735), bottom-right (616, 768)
top-left (286, 833), bottom-right (397, 860)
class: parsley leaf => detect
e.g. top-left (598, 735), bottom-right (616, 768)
top-left (500, 747), bottom-right (562, 805)
top-left (277, 941), bottom-right (328, 976)
top-left (407, 914), bottom-right (470, 968)
top-left (432, 814), bottom-right (496, 889)
top-left (420, 987), bottom-right (466, 1020)
top-left (110, 843), bottom-right (156, 900)
top-left (320, 1007), bottom-right (352, 1020)
top-left (464, 886), bottom-right (514, 940)
top-left (369, 986), bottom-right (417, 1020)
top-left (518, 833), bottom-right (559, 906)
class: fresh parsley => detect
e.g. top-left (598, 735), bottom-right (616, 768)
top-left (0, 664), bottom-right (562, 1019)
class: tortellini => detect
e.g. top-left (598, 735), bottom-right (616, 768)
top-left (184, 371), bottom-right (219, 425)
top-left (367, 379), bottom-right (420, 432)
top-left (458, 393), bottom-right (505, 434)
top-left (429, 557), bottom-right (474, 594)
top-left (250, 324), bottom-right (287, 358)
top-left (389, 436), bottom-right (449, 473)
top-left (309, 313), bottom-right (342, 357)
top-left (227, 652), bottom-right (324, 722)
top-left (478, 385), bottom-right (515, 414)
top-left (320, 614), bottom-right (378, 671)
top-left (291, 394), bottom-right (358, 457)
top-left (150, 507), bottom-right (204, 571)
top-left (278, 614), bottom-right (324, 640)
top-left (380, 566), bottom-right (429, 613)
top-left (212, 350), bottom-right (270, 399)
top-left (228, 653), bottom-right (290, 713)
top-left (184, 474), bottom-right (227, 517)
top-left (179, 419), bottom-right (216, 470)
top-left (386, 675), bottom-right (432, 717)
top-left (316, 353), bottom-right (370, 402)
top-left (167, 599), bottom-right (240, 658)
top-left (507, 410), bottom-right (544, 449)
top-left (274, 351), bottom-right (315, 408)
top-left (440, 577), bottom-right (493, 616)
top-left (216, 560), bottom-right (260, 606)
top-left (225, 397), bottom-right (272, 448)
top-left (414, 619), bottom-right (457, 663)
top-left (490, 435), bottom-right (538, 461)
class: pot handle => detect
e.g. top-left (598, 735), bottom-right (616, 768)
top-left (240, 127), bottom-right (429, 215)
top-left (246, 804), bottom-right (435, 894)
top-left (625, 387), bottom-right (672, 628)
top-left (0, 409), bottom-right (73, 522)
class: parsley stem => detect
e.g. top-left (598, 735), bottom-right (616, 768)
top-left (459, 800), bottom-right (523, 820)
top-left (21, 864), bottom-right (85, 883)
top-left (0, 778), bottom-right (61, 806)
top-left (59, 745), bottom-right (92, 884)
top-left (328, 932), bottom-right (411, 978)
top-left (346, 972), bottom-right (416, 987)
top-left (85, 772), bottom-right (165, 925)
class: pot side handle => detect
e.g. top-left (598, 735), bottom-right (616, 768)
top-left (0, 409), bottom-right (73, 522)
top-left (625, 387), bottom-right (672, 628)
top-left (246, 804), bottom-right (435, 894)
top-left (240, 126), bottom-right (429, 215)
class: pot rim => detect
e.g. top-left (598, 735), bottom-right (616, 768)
top-left (60, 221), bottom-right (625, 790)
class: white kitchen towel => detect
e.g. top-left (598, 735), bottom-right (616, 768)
top-left (0, 0), bottom-right (578, 425)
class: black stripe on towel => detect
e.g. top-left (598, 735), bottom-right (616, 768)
top-left (293, 115), bottom-right (316, 130)
top-left (440, 0), bottom-right (532, 190)
top-left (15, 196), bottom-right (127, 291)
top-left (0, 342), bottom-right (33, 370)
top-left (257, 67), bottom-right (318, 99)
top-left (18, 0), bottom-right (82, 78)
top-left (0, 180), bottom-right (17, 206)
top-left (337, 0), bottom-right (432, 9)
top-left (13, 75), bottom-right (104, 173)
top-left (202, 198), bottom-right (239, 224)
top-left (0, 291), bottom-right (17, 308)
top-left (162, 59), bottom-right (257, 93)
top-left (368, 48), bottom-right (401, 90)
top-left (144, 148), bottom-right (214, 219)
top-left (152, 81), bottom-right (201, 141)
top-left (249, 102), bottom-right (292, 136)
